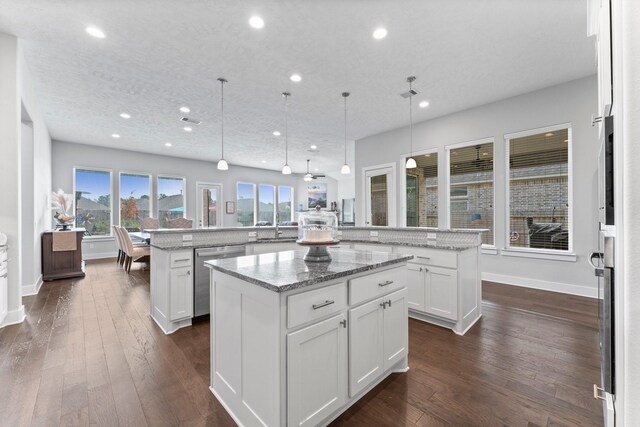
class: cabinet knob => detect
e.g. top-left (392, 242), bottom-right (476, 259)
top-left (387, 299), bottom-right (392, 308)
top-left (340, 319), bottom-right (347, 328)
top-left (187, 270), bottom-right (191, 275)
top-left (380, 301), bottom-right (387, 309)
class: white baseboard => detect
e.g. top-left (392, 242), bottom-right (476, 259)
top-left (1, 305), bottom-right (26, 328)
top-left (22, 274), bottom-right (43, 296)
top-left (481, 272), bottom-right (597, 298)
top-left (83, 251), bottom-right (117, 260)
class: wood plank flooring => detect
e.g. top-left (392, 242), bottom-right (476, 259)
top-left (0, 259), bottom-right (602, 426)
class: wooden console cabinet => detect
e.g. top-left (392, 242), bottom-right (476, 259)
top-left (41, 228), bottom-right (85, 281)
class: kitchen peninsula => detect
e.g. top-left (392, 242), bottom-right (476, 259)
top-left (205, 248), bottom-right (413, 426)
top-left (148, 226), bottom-right (484, 335)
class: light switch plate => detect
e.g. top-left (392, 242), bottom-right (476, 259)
top-left (248, 231), bottom-right (257, 237)
top-left (183, 234), bottom-right (193, 241)
top-left (370, 231), bottom-right (379, 237)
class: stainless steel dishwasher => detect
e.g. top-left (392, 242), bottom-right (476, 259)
top-left (194, 245), bottom-right (246, 317)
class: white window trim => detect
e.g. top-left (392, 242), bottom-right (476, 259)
top-left (504, 123), bottom-right (573, 254)
top-left (73, 166), bottom-right (114, 238)
top-left (444, 137), bottom-right (495, 247)
top-left (119, 171), bottom-right (153, 228)
top-left (362, 162), bottom-right (397, 227)
top-left (277, 185), bottom-right (295, 222)
top-left (195, 181), bottom-right (224, 228)
top-left (399, 148), bottom-right (438, 227)
top-left (237, 181), bottom-right (257, 227)
top-left (157, 175), bottom-right (187, 219)
top-left (258, 183), bottom-right (277, 225)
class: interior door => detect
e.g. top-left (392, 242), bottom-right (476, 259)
top-left (365, 167), bottom-right (393, 226)
top-left (196, 183), bottom-right (222, 228)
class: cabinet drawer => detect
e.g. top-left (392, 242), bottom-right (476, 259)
top-left (170, 251), bottom-right (192, 268)
top-left (396, 246), bottom-right (457, 269)
top-left (288, 282), bottom-right (347, 329)
top-left (349, 267), bottom-right (405, 306)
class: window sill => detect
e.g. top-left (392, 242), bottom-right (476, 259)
top-left (81, 236), bottom-right (114, 242)
top-left (481, 246), bottom-right (499, 255)
top-left (501, 248), bottom-right (577, 262)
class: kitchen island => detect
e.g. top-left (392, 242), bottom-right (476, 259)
top-left (205, 248), bottom-right (413, 427)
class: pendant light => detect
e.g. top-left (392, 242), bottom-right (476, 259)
top-left (217, 77), bottom-right (229, 170)
top-left (281, 92), bottom-right (292, 175)
top-left (405, 76), bottom-right (417, 169)
top-left (304, 159), bottom-right (313, 182)
top-left (340, 92), bottom-right (351, 175)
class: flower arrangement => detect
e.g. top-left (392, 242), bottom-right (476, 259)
top-left (51, 189), bottom-right (74, 229)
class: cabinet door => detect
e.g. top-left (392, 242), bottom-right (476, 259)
top-left (170, 266), bottom-right (193, 321)
top-left (287, 313), bottom-right (347, 427)
top-left (425, 266), bottom-right (458, 321)
top-left (349, 297), bottom-right (384, 397)
top-left (406, 263), bottom-right (425, 312)
top-left (382, 289), bottom-right (408, 371)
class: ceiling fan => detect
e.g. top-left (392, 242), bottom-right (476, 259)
top-left (304, 159), bottom-right (326, 182)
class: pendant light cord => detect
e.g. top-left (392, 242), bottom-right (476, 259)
top-left (283, 92), bottom-right (289, 165)
top-left (409, 79), bottom-right (413, 157)
top-left (220, 79), bottom-right (224, 159)
top-left (344, 94), bottom-right (347, 163)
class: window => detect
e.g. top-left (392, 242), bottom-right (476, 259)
top-left (237, 182), bottom-right (256, 226)
top-left (278, 186), bottom-right (294, 223)
top-left (158, 176), bottom-right (185, 227)
top-left (258, 184), bottom-right (276, 225)
top-left (448, 140), bottom-right (494, 245)
top-left (506, 127), bottom-right (570, 251)
top-left (74, 168), bottom-right (112, 236)
top-left (120, 173), bottom-right (151, 231)
top-left (405, 152), bottom-right (438, 227)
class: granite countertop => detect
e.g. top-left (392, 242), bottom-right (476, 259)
top-left (205, 248), bottom-right (413, 293)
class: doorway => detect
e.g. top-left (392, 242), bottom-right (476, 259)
top-left (196, 182), bottom-right (222, 228)
top-left (363, 165), bottom-right (395, 226)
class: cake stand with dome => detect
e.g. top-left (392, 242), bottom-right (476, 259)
top-left (297, 206), bottom-right (339, 262)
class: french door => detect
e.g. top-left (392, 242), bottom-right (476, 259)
top-left (364, 166), bottom-right (395, 226)
top-left (196, 182), bottom-right (222, 228)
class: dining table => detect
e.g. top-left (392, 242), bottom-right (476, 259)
top-left (129, 231), bottom-right (151, 245)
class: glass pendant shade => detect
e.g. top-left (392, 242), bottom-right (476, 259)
top-left (406, 157), bottom-right (417, 169)
top-left (341, 164), bottom-right (351, 174)
top-left (282, 164), bottom-right (292, 175)
top-left (217, 159), bottom-right (229, 170)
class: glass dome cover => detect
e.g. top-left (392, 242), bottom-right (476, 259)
top-left (297, 206), bottom-right (339, 244)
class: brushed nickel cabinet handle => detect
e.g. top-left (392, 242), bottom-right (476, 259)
top-left (416, 256), bottom-right (431, 260)
top-left (378, 280), bottom-right (394, 287)
top-left (340, 319), bottom-right (347, 328)
top-left (387, 299), bottom-right (392, 307)
top-left (380, 302), bottom-right (387, 309)
top-left (312, 300), bottom-right (335, 310)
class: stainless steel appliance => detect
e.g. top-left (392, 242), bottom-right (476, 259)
top-left (194, 245), bottom-right (245, 317)
top-left (591, 115), bottom-right (615, 401)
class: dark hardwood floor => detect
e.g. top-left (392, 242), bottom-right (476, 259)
top-left (0, 260), bottom-right (602, 426)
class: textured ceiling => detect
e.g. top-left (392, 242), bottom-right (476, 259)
top-left (0, 0), bottom-right (595, 177)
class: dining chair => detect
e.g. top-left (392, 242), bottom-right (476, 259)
top-left (168, 218), bottom-right (193, 229)
top-left (140, 217), bottom-right (160, 230)
top-left (112, 225), bottom-right (123, 264)
top-left (120, 227), bottom-right (150, 273)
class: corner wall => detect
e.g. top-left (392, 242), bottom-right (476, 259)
top-left (355, 76), bottom-right (600, 296)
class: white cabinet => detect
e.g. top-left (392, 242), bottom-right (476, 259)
top-left (169, 266), bottom-right (193, 321)
top-left (425, 266), bottom-right (458, 321)
top-left (287, 313), bottom-right (348, 427)
top-left (406, 263), bottom-right (425, 311)
top-left (349, 288), bottom-right (408, 397)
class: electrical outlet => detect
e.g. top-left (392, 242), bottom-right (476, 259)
top-left (248, 231), bottom-right (257, 238)
top-left (427, 233), bottom-right (436, 240)
top-left (183, 234), bottom-right (193, 241)
top-left (369, 231), bottom-right (379, 237)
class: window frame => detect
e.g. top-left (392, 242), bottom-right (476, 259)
top-left (445, 137), bottom-right (495, 248)
top-left (277, 185), bottom-right (295, 223)
top-left (236, 181), bottom-right (257, 227)
top-left (157, 175), bottom-right (187, 225)
top-left (119, 171), bottom-right (153, 230)
top-left (72, 166), bottom-right (114, 239)
top-left (503, 123), bottom-right (574, 255)
top-left (257, 183), bottom-right (277, 225)
top-left (398, 148), bottom-right (439, 228)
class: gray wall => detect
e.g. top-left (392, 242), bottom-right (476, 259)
top-left (52, 141), bottom-right (338, 258)
top-left (355, 76), bottom-right (600, 296)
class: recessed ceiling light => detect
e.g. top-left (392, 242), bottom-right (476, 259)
top-left (310, 144), bottom-right (317, 150)
top-left (372, 27), bottom-right (388, 40)
top-left (261, 160), bottom-right (267, 163)
top-left (183, 126), bottom-right (192, 132)
top-left (249, 15), bottom-right (265, 29)
top-left (419, 101), bottom-right (430, 108)
top-left (111, 133), bottom-right (120, 138)
top-left (120, 112), bottom-right (131, 119)
top-left (545, 132), bottom-right (554, 137)
top-left (85, 26), bottom-right (106, 39)
top-left (290, 74), bottom-right (302, 83)
top-left (165, 142), bottom-right (172, 147)
top-left (179, 106), bottom-right (190, 113)
top-left (273, 131), bottom-right (281, 136)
